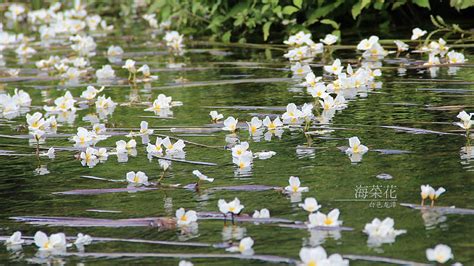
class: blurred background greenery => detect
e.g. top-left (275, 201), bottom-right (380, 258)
top-left (1, 0), bottom-right (474, 43)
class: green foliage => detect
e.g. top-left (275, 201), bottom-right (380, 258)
top-left (135, 0), bottom-right (472, 43)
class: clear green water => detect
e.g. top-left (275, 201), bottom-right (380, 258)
top-left (0, 32), bottom-right (473, 265)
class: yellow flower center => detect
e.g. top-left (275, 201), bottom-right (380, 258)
top-left (308, 260), bottom-right (317, 266)
top-left (353, 145), bottom-right (359, 153)
top-left (292, 185), bottom-right (299, 192)
top-left (180, 215), bottom-right (187, 221)
top-left (133, 175), bottom-right (139, 183)
top-left (229, 207), bottom-right (235, 212)
top-left (324, 217), bottom-right (333, 226)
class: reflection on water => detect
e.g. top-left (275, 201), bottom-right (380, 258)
top-left (0, 11), bottom-right (473, 265)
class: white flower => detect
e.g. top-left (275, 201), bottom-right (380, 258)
top-left (346, 136), bottom-right (368, 154)
top-left (307, 83), bottom-right (328, 99)
top-left (137, 64), bottom-right (158, 80)
top-left (246, 117), bottom-right (263, 134)
top-left (284, 46), bottom-right (311, 61)
top-left (175, 208), bottom-right (198, 226)
top-left (30, 129), bottom-right (45, 141)
top-left (126, 171), bottom-right (149, 185)
top-left (159, 159), bottom-right (171, 171)
top-left (70, 35), bottom-right (96, 57)
top-left (357, 36), bottom-right (379, 51)
top-left (96, 95), bottom-right (117, 109)
top-left (162, 137), bottom-right (185, 153)
top-left (324, 59), bottom-right (343, 75)
top-left (252, 208), bottom-right (270, 218)
top-left (232, 142), bottom-right (249, 157)
top-left (72, 57), bottom-right (89, 68)
top-left (222, 116), bottom-right (238, 132)
top-left (426, 244), bottom-right (453, 263)
top-left (284, 31), bottom-right (313, 46)
top-left (86, 15), bottom-right (102, 30)
top-left (232, 151), bottom-right (253, 169)
top-left (394, 40), bottom-right (409, 52)
top-left (421, 185), bottom-right (434, 200)
top-left (255, 151), bottom-right (276, 159)
top-left (5, 231), bottom-right (24, 246)
top-left (308, 209), bottom-right (342, 227)
top-left (455, 110), bottom-right (472, 130)
top-left (209, 111), bottom-right (224, 122)
top-left (96, 65), bottom-right (116, 80)
top-left (301, 103), bottom-right (314, 119)
top-left (291, 62), bottom-right (312, 76)
top-left (7, 68), bottom-right (19, 77)
top-left (107, 45), bottom-right (124, 57)
top-left (140, 121), bottom-right (154, 135)
top-left (284, 176), bottom-right (309, 193)
top-left (411, 28), bottom-right (427, 40)
top-left (80, 147), bottom-right (99, 168)
top-left (40, 147), bottom-right (55, 159)
top-left (301, 72), bottom-right (321, 87)
top-left (144, 94), bottom-right (172, 111)
top-left (282, 103), bottom-right (303, 124)
top-left (218, 198), bottom-right (244, 214)
top-left (122, 59), bottom-right (136, 73)
top-left (320, 34), bottom-right (338, 45)
top-left (226, 237), bottom-right (254, 255)
top-left (262, 116), bottom-right (283, 130)
top-left (12, 88), bottom-right (31, 107)
top-left (447, 51), bottom-right (466, 64)
top-left (73, 127), bottom-right (93, 147)
top-left (93, 123), bottom-right (106, 134)
top-left (179, 261), bottom-right (193, 266)
top-left (80, 86), bottom-right (104, 100)
top-left (299, 246), bottom-right (348, 266)
top-left (34, 231), bottom-right (67, 252)
top-left (97, 148), bottom-right (108, 161)
top-left (192, 170), bottom-right (214, 182)
top-left (363, 217), bottom-right (406, 246)
top-left (143, 14), bottom-right (158, 28)
top-left (26, 112), bottom-right (46, 131)
top-left (74, 233), bottom-right (92, 246)
top-left (429, 187), bottom-right (446, 200)
top-left (116, 139), bottom-right (136, 153)
top-left (298, 198), bottom-right (321, 213)
top-left (15, 44), bottom-right (36, 56)
top-left (146, 137), bottom-right (163, 155)
top-left (424, 53), bottom-right (441, 66)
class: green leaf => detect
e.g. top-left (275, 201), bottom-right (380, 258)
top-left (351, 0), bottom-right (371, 19)
top-left (222, 31), bottom-right (232, 43)
top-left (307, 0), bottom-right (344, 21)
top-left (293, 0), bottom-right (303, 8)
top-left (262, 4), bottom-right (270, 13)
top-left (373, 0), bottom-right (384, 10)
top-left (282, 5), bottom-right (299, 15)
top-left (320, 19), bottom-right (340, 29)
top-left (412, 0), bottom-right (430, 9)
top-left (391, 0), bottom-right (407, 10)
top-left (262, 21), bottom-right (272, 41)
